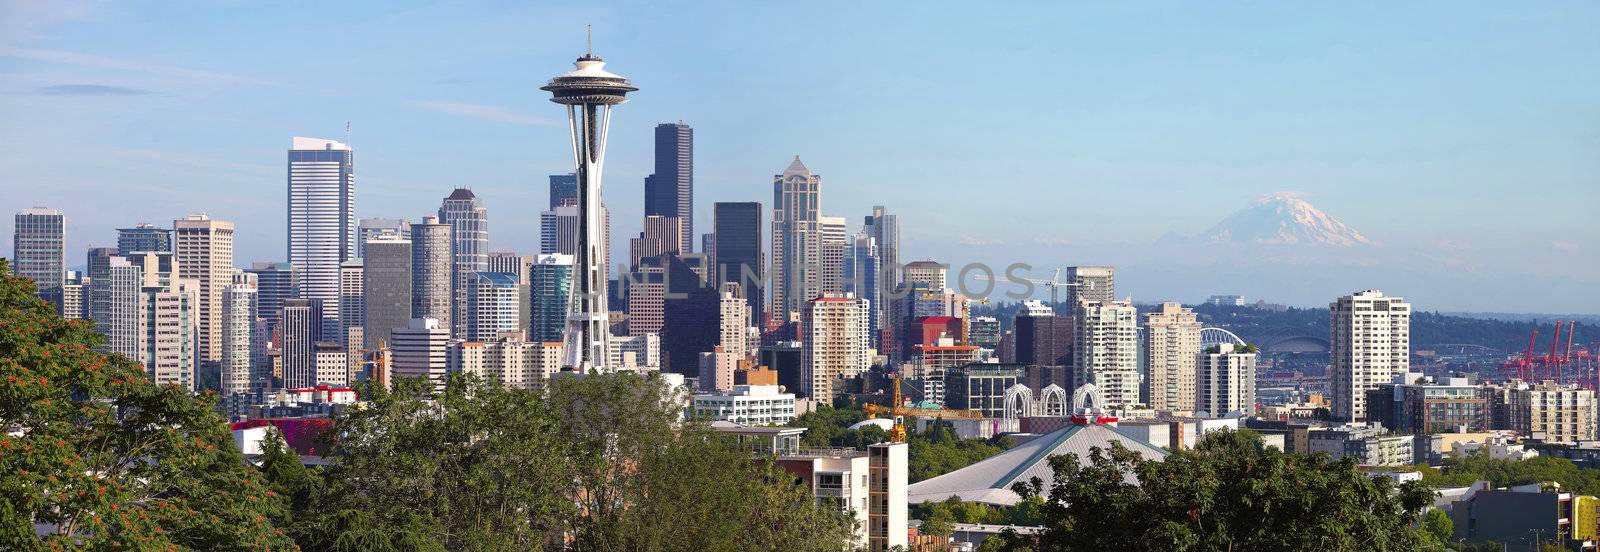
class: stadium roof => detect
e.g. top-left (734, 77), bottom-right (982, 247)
top-left (907, 422), bottom-right (1168, 506)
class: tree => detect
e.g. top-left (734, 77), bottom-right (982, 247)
top-left (1421, 508), bottom-right (1453, 546)
top-left (0, 259), bottom-right (294, 549)
top-left (1000, 428), bottom-right (1433, 551)
top-left (546, 372), bottom-right (856, 551)
top-left (920, 501), bottom-right (955, 537)
top-left (295, 374), bottom-right (577, 550)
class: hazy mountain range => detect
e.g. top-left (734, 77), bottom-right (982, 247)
top-left (924, 192), bottom-right (1595, 313)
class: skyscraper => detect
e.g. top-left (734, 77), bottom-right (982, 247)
top-left (439, 188), bottom-right (488, 336)
top-left (391, 318), bottom-right (451, 388)
top-left (1013, 301), bottom-right (1072, 367)
top-left (645, 122), bottom-right (693, 253)
top-left (548, 173), bottom-right (578, 209)
top-left (466, 271), bottom-right (527, 341)
top-left (357, 218), bottom-right (411, 258)
top-left (1143, 302), bottom-right (1201, 414)
top-left (771, 157), bottom-right (821, 324)
top-left (487, 251), bottom-right (533, 284)
top-left (864, 206), bottom-right (900, 289)
top-left (279, 298), bottom-right (323, 389)
top-left (287, 136), bottom-right (356, 338)
top-left (801, 294), bottom-right (871, 403)
top-left (145, 278), bottom-right (199, 391)
top-left (843, 232), bottom-right (879, 338)
top-left (819, 216), bottom-right (847, 296)
top-left (363, 235), bottom-right (413, 350)
top-left (221, 277), bottom-right (259, 394)
top-left (172, 213), bottom-right (234, 369)
top-left (1074, 300), bottom-right (1140, 407)
top-left (92, 256), bottom-right (145, 360)
top-left (411, 215), bottom-right (453, 332)
top-left (116, 223), bottom-right (171, 255)
top-left (542, 45), bottom-right (636, 372)
top-left (540, 203), bottom-right (611, 287)
top-left (713, 201), bottom-right (763, 326)
top-left (1330, 289), bottom-right (1411, 421)
top-left (244, 262), bottom-right (295, 334)
top-left (339, 258), bottom-right (364, 345)
top-left (528, 253), bottom-right (573, 343)
top-left (12, 207), bottom-right (65, 296)
top-left (1198, 343), bottom-right (1258, 418)
top-left (628, 215), bottom-right (682, 269)
top-left (59, 273), bottom-right (90, 320)
top-left (1065, 266), bottom-right (1115, 307)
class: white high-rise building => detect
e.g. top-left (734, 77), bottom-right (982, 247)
top-left (608, 334), bottom-right (661, 370)
top-left (287, 137), bottom-right (355, 337)
top-left (1330, 290), bottom-right (1411, 421)
top-left (357, 218), bottom-right (410, 258)
top-left (1065, 266), bottom-right (1115, 307)
top-left (172, 214), bottom-right (234, 369)
top-left (92, 256), bottom-right (146, 360)
top-left (339, 258), bottom-right (364, 347)
top-left (719, 282), bottom-right (749, 360)
top-left (1143, 302), bottom-right (1201, 414)
top-left (771, 157), bottom-right (821, 324)
top-left (221, 278), bottom-right (260, 394)
top-left (1074, 300), bottom-right (1140, 407)
top-left (314, 342), bottom-right (349, 386)
top-left (801, 294), bottom-right (871, 403)
top-left (146, 278), bottom-right (200, 391)
top-left (818, 215), bottom-right (847, 296)
top-left (391, 317), bottom-right (451, 388)
top-left (440, 188), bottom-right (489, 337)
top-left (466, 271), bottom-right (527, 341)
top-left (1198, 343), bottom-right (1258, 418)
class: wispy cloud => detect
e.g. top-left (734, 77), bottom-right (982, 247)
top-left (1432, 239), bottom-right (1472, 252)
top-left (1553, 240), bottom-right (1581, 252)
top-left (35, 84), bottom-right (155, 96)
top-left (405, 100), bottom-right (553, 125)
top-left (0, 47), bottom-right (279, 86)
top-left (1, 1), bottom-right (89, 43)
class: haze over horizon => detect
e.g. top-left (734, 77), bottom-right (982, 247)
top-left (3, 2), bottom-right (1596, 313)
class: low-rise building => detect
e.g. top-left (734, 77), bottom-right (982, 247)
top-left (1450, 483), bottom-right (1577, 547)
top-left (1366, 373), bottom-right (1489, 434)
top-left (1506, 380), bottom-right (1598, 444)
top-left (1307, 424), bottom-right (1415, 466)
top-left (692, 384), bottom-right (796, 425)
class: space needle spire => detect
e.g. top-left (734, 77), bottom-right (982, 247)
top-left (542, 33), bottom-right (637, 372)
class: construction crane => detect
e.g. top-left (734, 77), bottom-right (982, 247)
top-left (863, 372), bottom-right (985, 443)
top-left (972, 267), bottom-right (1092, 310)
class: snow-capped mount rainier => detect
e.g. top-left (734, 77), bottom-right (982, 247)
top-left (1195, 193), bottom-right (1371, 247)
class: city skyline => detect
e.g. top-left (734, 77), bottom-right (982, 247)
top-left (2, 3), bottom-right (1596, 312)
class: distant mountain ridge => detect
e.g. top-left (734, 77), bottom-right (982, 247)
top-left (1192, 193), bottom-right (1371, 247)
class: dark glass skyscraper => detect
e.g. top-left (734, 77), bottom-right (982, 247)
top-left (548, 173), bottom-right (577, 209)
top-left (713, 202), bottom-right (762, 325)
top-left (644, 122), bottom-right (693, 253)
top-left (116, 223), bottom-right (172, 255)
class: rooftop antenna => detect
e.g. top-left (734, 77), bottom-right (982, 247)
top-left (586, 24), bottom-right (592, 57)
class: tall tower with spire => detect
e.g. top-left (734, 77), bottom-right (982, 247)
top-left (541, 37), bottom-right (636, 372)
top-left (771, 156), bottom-right (821, 324)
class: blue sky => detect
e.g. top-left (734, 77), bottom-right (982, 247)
top-left (2, 2), bottom-right (1597, 312)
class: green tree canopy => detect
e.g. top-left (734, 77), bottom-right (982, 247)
top-left (290, 371), bottom-right (857, 551)
top-left (0, 259), bottom-right (294, 549)
top-left (993, 428), bottom-right (1433, 551)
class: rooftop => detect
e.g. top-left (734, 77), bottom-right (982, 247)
top-left (908, 422), bottom-right (1168, 506)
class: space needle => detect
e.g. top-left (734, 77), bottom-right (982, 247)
top-left (542, 33), bottom-right (636, 372)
